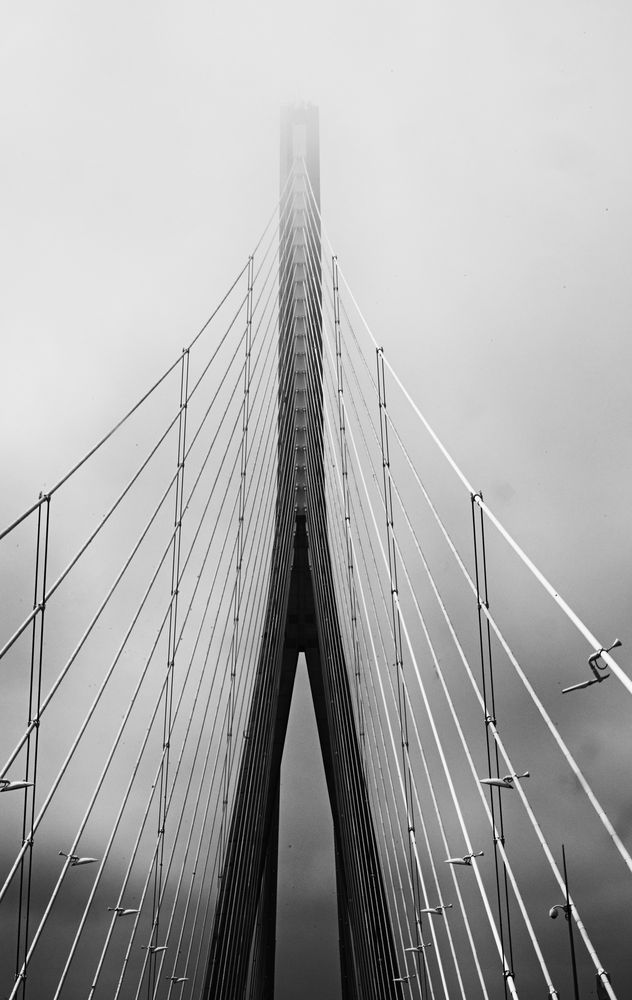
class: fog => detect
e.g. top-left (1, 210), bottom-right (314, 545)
top-left (2, 2), bottom-right (631, 998)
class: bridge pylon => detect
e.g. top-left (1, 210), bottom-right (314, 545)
top-left (202, 106), bottom-right (401, 1000)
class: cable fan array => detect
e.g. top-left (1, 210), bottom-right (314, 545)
top-left (0, 173), bottom-right (306, 1000)
top-left (0, 158), bottom-right (629, 1000)
top-left (294, 164), bottom-right (629, 1000)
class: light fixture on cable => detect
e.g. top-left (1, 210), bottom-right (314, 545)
top-left (108, 906), bottom-right (139, 917)
top-left (0, 779), bottom-right (33, 792)
top-left (562, 639), bottom-right (621, 693)
top-left (59, 851), bottom-right (98, 867)
top-left (444, 850), bottom-right (483, 866)
top-left (480, 772), bottom-right (529, 789)
top-left (418, 903), bottom-right (453, 916)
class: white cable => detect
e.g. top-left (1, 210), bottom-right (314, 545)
top-left (339, 332), bottom-right (614, 998)
top-left (322, 427), bottom-right (422, 999)
top-left (365, 543), bottom-right (491, 1000)
top-left (300, 218), bottom-right (509, 992)
top-left (333, 365), bottom-right (519, 998)
top-left (115, 437), bottom-right (281, 1000)
top-left (86, 518), bottom-right (240, 998)
top-left (52, 325), bottom-right (282, 999)
top-left (384, 402), bottom-right (632, 881)
top-left (317, 393), bottom-right (442, 1000)
top-left (300, 163), bottom-right (631, 701)
top-left (310, 282), bottom-right (485, 1000)
top-left (305, 231), bottom-right (461, 996)
top-left (328, 319), bottom-right (558, 993)
top-left (331, 280), bottom-right (632, 891)
top-left (297, 223), bottom-right (403, 995)
top-left (29, 438), bottom-right (251, 999)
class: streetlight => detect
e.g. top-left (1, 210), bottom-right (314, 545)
top-left (444, 850), bottom-right (484, 866)
top-left (59, 850), bottom-right (98, 867)
top-left (419, 903), bottom-right (453, 916)
top-left (562, 638), bottom-right (621, 693)
top-left (549, 845), bottom-right (580, 1000)
top-left (480, 771), bottom-right (529, 789)
top-left (0, 778), bottom-right (33, 792)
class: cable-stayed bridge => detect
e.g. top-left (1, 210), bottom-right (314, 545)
top-left (1, 106), bottom-right (630, 1000)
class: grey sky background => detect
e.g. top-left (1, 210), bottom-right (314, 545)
top-left (2, 1), bottom-right (632, 608)
top-left (2, 2), bottom-right (632, 998)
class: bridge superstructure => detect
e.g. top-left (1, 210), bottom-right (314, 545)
top-left (203, 105), bottom-right (400, 999)
top-left (0, 106), bottom-right (630, 1000)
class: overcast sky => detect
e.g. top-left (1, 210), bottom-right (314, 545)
top-left (2, 2), bottom-right (631, 998)
top-left (2, 1), bottom-right (632, 606)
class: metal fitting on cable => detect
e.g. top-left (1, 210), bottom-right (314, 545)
top-left (562, 638), bottom-right (621, 693)
top-left (0, 779), bottom-right (33, 792)
top-left (444, 850), bottom-right (484, 866)
top-left (481, 771), bottom-right (529, 790)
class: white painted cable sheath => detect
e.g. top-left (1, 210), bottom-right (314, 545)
top-left (302, 237), bottom-right (517, 994)
top-left (299, 257), bottom-right (436, 995)
top-left (300, 263), bottom-right (426, 995)
top-left (335, 376), bottom-right (518, 999)
top-left (339, 320), bottom-right (617, 998)
top-left (337, 334), bottom-right (617, 1000)
top-left (323, 426), bottom-right (426, 1000)
top-left (301, 163), bottom-right (631, 700)
top-left (348, 493), bottom-right (491, 1000)
top-left (326, 473), bottom-right (421, 1000)
top-left (319, 229), bottom-right (632, 887)
top-left (320, 386), bottom-right (491, 1000)
top-left (385, 407), bottom-right (632, 880)
top-left (313, 243), bottom-right (475, 1000)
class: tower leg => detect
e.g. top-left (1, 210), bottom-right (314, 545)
top-left (335, 839), bottom-right (358, 1000)
top-left (203, 106), bottom-right (401, 1000)
top-left (248, 789), bottom-right (279, 1000)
